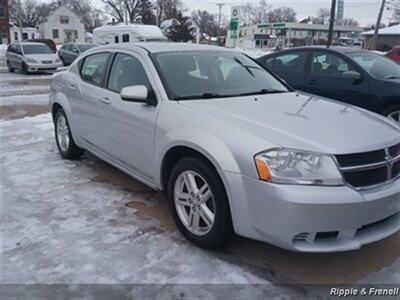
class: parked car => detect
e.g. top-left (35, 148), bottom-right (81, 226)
top-left (257, 46), bottom-right (400, 123)
top-left (58, 43), bottom-right (97, 65)
top-left (385, 46), bottom-right (400, 64)
top-left (50, 43), bottom-right (400, 252)
top-left (6, 42), bottom-right (63, 74)
top-left (26, 38), bottom-right (57, 53)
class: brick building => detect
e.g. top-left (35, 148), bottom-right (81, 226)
top-left (0, 0), bottom-right (10, 44)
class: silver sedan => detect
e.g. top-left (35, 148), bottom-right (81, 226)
top-left (49, 42), bottom-right (400, 252)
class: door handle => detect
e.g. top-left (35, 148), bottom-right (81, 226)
top-left (68, 84), bottom-right (76, 90)
top-left (99, 96), bottom-right (111, 104)
top-left (308, 79), bottom-right (318, 86)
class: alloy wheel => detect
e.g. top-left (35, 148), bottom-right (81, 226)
top-left (174, 170), bottom-right (215, 236)
top-left (56, 114), bottom-right (70, 152)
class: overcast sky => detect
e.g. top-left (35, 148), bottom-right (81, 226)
top-left (82, 0), bottom-right (395, 27)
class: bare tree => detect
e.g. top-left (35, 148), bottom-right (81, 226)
top-left (336, 17), bottom-right (360, 27)
top-left (388, 0), bottom-right (400, 22)
top-left (155, 0), bottom-right (182, 26)
top-left (312, 8), bottom-right (330, 24)
top-left (9, 0), bottom-right (41, 27)
top-left (191, 10), bottom-right (219, 37)
top-left (240, 0), bottom-right (271, 25)
top-left (267, 6), bottom-right (297, 23)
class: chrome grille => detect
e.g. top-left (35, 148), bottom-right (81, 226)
top-left (42, 60), bottom-right (52, 64)
top-left (335, 143), bottom-right (400, 189)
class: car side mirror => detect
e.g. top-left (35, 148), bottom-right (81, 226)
top-left (120, 85), bottom-right (157, 106)
top-left (342, 71), bottom-right (362, 84)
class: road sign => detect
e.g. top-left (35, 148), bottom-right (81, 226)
top-left (230, 19), bottom-right (238, 31)
top-left (337, 0), bottom-right (344, 20)
top-left (230, 7), bottom-right (240, 40)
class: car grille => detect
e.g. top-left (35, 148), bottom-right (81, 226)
top-left (42, 60), bottom-right (53, 64)
top-left (335, 143), bottom-right (400, 189)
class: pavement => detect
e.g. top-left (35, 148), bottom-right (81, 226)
top-left (1, 58), bottom-right (399, 299)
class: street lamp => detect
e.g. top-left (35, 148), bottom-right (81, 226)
top-left (217, 3), bottom-right (225, 46)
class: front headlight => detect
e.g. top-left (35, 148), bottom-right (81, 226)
top-left (254, 149), bottom-right (344, 186)
top-left (26, 58), bottom-right (37, 63)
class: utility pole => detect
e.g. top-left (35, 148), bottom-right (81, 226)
top-left (371, 0), bottom-right (386, 50)
top-left (217, 3), bottom-right (225, 46)
top-left (17, 0), bottom-right (24, 41)
top-left (327, 0), bottom-right (337, 48)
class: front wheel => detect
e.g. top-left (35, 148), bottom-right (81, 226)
top-left (167, 157), bottom-right (233, 249)
top-left (54, 109), bottom-right (84, 159)
top-left (7, 60), bottom-right (14, 73)
top-left (383, 106), bottom-right (400, 123)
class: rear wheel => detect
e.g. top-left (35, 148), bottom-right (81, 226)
top-left (7, 60), bottom-right (14, 73)
top-left (167, 157), bottom-right (233, 249)
top-left (54, 109), bottom-right (84, 159)
top-left (383, 105), bottom-right (400, 123)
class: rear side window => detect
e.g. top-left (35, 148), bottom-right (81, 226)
top-left (108, 53), bottom-right (151, 93)
top-left (80, 52), bottom-right (110, 86)
top-left (272, 51), bottom-right (308, 74)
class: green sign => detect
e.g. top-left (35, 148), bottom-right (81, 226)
top-left (337, 0), bottom-right (344, 20)
top-left (230, 19), bottom-right (238, 31)
top-left (230, 31), bottom-right (238, 39)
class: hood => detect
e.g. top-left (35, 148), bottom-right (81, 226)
top-left (179, 92), bottom-right (400, 154)
top-left (25, 54), bottom-right (58, 61)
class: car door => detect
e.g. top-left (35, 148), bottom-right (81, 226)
top-left (94, 51), bottom-right (160, 181)
top-left (69, 52), bottom-right (112, 148)
top-left (6, 44), bottom-right (17, 68)
top-left (14, 44), bottom-right (24, 69)
top-left (304, 50), bottom-right (372, 108)
top-left (260, 51), bottom-right (309, 90)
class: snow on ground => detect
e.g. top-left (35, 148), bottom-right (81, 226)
top-left (2, 114), bottom-right (266, 285)
top-left (1, 93), bottom-right (49, 106)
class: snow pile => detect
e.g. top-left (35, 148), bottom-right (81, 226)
top-left (238, 48), bottom-right (273, 59)
top-left (0, 44), bottom-right (7, 59)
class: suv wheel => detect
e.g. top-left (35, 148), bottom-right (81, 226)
top-left (167, 157), bottom-right (233, 249)
top-left (7, 61), bottom-right (14, 73)
top-left (54, 109), bottom-right (84, 159)
top-left (383, 105), bottom-right (400, 123)
top-left (21, 62), bottom-right (29, 75)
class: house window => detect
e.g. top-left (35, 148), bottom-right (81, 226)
top-left (22, 33), bottom-right (28, 40)
top-left (122, 34), bottom-right (129, 42)
top-left (114, 35), bottom-right (119, 43)
top-left (52, 29), bottom-right (59, 39)
top-left (0, 7), bottom-right (5, 19)
top-left (31, 33), bottom-right (35, 39)
top-left (60, 16), bottom-right (69, 24)
top-left (74, 31), bottom-right (78, 39)
top-left (14, 32), bottom-right (18, 41)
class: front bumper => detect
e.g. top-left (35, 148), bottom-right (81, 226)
top-left (224, 172), bottom-right (400, 252)
top-left (26, 62), bottom-right (63, 72)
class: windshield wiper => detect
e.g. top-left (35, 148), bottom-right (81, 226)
top-left (174, 92), bottom-right (228, 100)
top-left (385, 75), bottom-right (400, 79)
top-left (239, 89), bottom-right (287, 97)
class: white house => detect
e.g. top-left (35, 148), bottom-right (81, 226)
top-left (38, 6), bottom-right (85, 44)
top-left (9, 25), bottom-right (39, 42)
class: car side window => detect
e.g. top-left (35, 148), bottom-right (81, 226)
top-left (311, 52), bottom-right (356, 78)
top-left (16, 45), bottom-right (22, 55)
top-left (80, 52), bottom-right (110, 87)
top-left (263, 57), bottom-right (275, 69)
top-left (272, 52), bottom-right (307, 73)
top-left (107, 53), bottom-right (152, 93)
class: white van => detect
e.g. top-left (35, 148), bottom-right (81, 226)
top-left (93, 24), bottom-right (167, 45)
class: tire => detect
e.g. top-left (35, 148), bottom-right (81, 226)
top-left (21, 62), bottom-right (28, 75)
top-left (7, 60), bottom-right (14, 73)
top-left (167, 157), bottom-right (233, 249)
top-left (54, 109), bottom-right (84, 159)
top-left (383, 105), bottom-right (400, 123)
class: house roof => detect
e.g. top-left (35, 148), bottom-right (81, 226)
top-left (361, 24), bottom-right (400, 36)
top-left (38, 5), bottom-right (83, 24)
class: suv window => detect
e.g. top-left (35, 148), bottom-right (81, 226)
top-left (7, 44), bottom-right (15, 53)
top-left (108, 53), bottom-right (151, 93)
top-left (80, 53), bottom-right (110, 86)
top-left (311, 51), bottom-right (355, 78)
top-left (271, 51), bottom-right (308, 73)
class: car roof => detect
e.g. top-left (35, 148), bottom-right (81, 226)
top-left (95, 42), bottom-right (237, 54)
top-left (261, 46), bottom-right (368, 57)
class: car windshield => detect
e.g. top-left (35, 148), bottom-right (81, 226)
top-left (151, 51), bottom-right (289, 100)
top-left (77, 44), bottom-right (96, 52)
top-left (23, 44), bottom-right (53, 54)
top-left (348, 51), bottom-right (400, 79)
